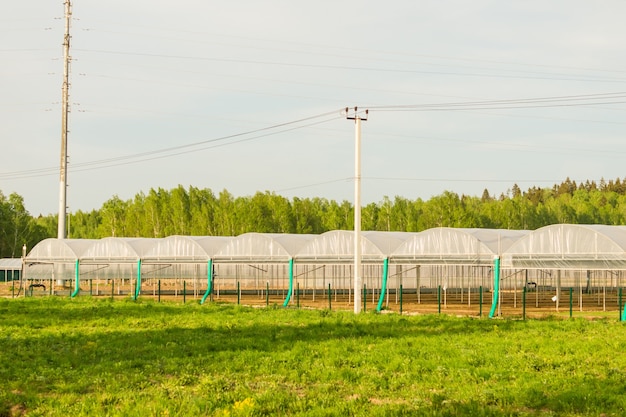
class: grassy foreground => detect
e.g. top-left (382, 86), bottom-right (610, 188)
top-left (1, 298), bottom-right (625, 416)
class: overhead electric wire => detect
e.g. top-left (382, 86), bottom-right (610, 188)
top-left (0, 110), bottom-right (344, 180)
top-left (73, 48), bottom-right (626, 84)
top-left (371, 131), bottom-right (626, 158)
top-left (76, 19), bottom-right (626, 78)
top-left (69, 115), bottom-right (342, 174)
top-left (85, 73), bottom-right (345, 104)
top-left (372, 101), bottom-right (626, 112)
top-left (4, 91), bottom-right (626, 181)
top-left (363, 177), bottom-right (564, 184)
top-left (275, 178), bottom-right (354, 193)
top-left (367, 92), bottom-right (626, 111)
top-left (273, 176), bottom-right (575, 195)
top-left (79, 28), bottom-right (626, 84)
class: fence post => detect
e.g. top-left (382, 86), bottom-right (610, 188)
top-left (569, 287), bottom-right (573, 319)
top-left (438, 285), bottom-right (441, 314)
top-left (363, 284), bottom-right (366, 312)
top-left (522, 285), bottom-right (526, 321)
top-left (328, 283), bottom-right (332, 310)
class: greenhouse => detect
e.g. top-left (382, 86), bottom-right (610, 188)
top-left (388, 228), bottom-right (529, 314)
top-left (0, 258), bottom-right (22, 282)
top-left (502, 224), bottom-right (626, 317)
top-left (16, 225), bottom-right (626, 317)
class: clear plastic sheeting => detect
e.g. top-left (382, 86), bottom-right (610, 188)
top-left (23, 225), bottom-right (626, 274)
top-left (80, 238), bottom-right (152, 264)
top-left (0, 258), bottom-right (23, 270)
top-left (294, 230), bottom-right (411, 263)
top-left (502, 224), bottom-right (626, 270)
top-left (363, 231), bottom-right (418, 257)
top-left (191, 236), bottom-right (233, 258)
top-left (142, 235), bottom-right (232, 263)
top-left (213, 233), bottom-right (316, 263)
top-left (26, 238), bottom-right (96, 262)
top-left (391, 228), bottom-right (528, 265)
top-left (19, 227), bottom-right (626, 314)
top-left (0, 258), bottom-right (22, 282)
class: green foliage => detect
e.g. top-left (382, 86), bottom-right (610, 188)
top-left (9, 177), bottom-right (626, 246)
top-left (1, 298), bottom-right (626, 416)
top-left (0, 192), bottom-right (50, 257)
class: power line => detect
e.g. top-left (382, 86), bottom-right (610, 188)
top-left (367, 92), bottom-right (626, 111)
top-left (275, 178), bottom-right (353, 193)
top-left (78, 28), bottom-right (626, 85)
top-left (273, 176), bottom-right (612, 199)
top-left (69, 115), bottom-right (342, 173)
top-left (73, 48), bottom-right (626, 84)
top-left (4, 92), bottom-right (625, 180)
top-left (363, 177), bottom-right (563, 184)
top-left (0, 110), bottom-right (343, 180)
top-left (75, 19), bottom-right (626, 78)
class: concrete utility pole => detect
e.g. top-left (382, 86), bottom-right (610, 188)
top-left (346, 107), bottom-right (368, 313)
top-left (58, 0), bottom-right (72, 239)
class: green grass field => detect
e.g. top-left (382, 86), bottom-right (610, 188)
top-left (1, 297), bottom-right (625, 416)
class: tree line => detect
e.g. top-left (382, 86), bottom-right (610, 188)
top-left (3, 177), bottom-right (626, 258)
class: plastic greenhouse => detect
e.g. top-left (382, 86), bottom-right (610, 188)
top-left (503, 224), bottom-right (626, 316)
top-left (387, 228), bottom-right (529, 313)
top-left (17, 225), bottom-right (626, 317)
top-left (0, 258), bottom-right (22, 282)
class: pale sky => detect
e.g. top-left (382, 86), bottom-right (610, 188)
top-left (2, 1), bottom-right (626, 216)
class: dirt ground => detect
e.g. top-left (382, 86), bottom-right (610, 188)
top-left (2, 281), bottom-right (622, 319)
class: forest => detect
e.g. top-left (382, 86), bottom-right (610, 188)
top-left (3, 177), bottom-right (626, 258)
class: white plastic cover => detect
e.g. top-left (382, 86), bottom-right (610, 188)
top-left (0, 258), bottom-right (22, 269)
top-left (80, 238), bottom-right (157, 263)
top-left (363, 231), bottom-right (418, 256)
top-left (502, 224), bottom-right (626, 269)
top-left (190, 236), bottom-right (233, 257)
top-left (141, 235), bottom-right (231, 262)
top-left (26, 238), bottom-right (96, 262)
top-left (294, 230), bottom-right (410, 262)
top-left (213, 233), bottom-right (316, 262)
top-left (391, 228), bottom-right (528, 265)
top-left (26, 225), bottom-right (626, 271)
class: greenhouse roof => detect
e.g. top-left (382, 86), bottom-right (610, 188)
top-left (294, 230), bottom-right (415, 262)
top-left (142, 235), bottom-right (232, 263)
top-left (23, 225), bottom-right (626, 270)
top-left (26, 238), bottom-right (97, 263)
top-left (80, 238), bottom-right (160, 263)
top-left (213, 233), bottom-right (316, 262)
top-left (502, 224), bottom-right (626, 270)
top-left (0, 258), bottom-right (22, 270)
top-left (390, 228), bottom-right (529, 265)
